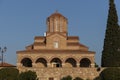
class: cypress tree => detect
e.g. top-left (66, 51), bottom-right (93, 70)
top-left (101, 0), bottom-right (120, 67)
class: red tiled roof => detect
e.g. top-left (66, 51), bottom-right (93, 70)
top-left (67, 36), bottom-right (79, 40)
top-left (49, 12), bottom-right (66, 19)
top-left (67, 42), bottom-right (79, 46)
top-left (79, 43), bottom-right (88, 48)
top-left (0, 62), bottom-right (16, 67)
top-left (34, 36), bottom-right (45, 40)
top-left (34, 42), bottom-right (46, 46)
top-left (17, 49), bottom-right (95, 54)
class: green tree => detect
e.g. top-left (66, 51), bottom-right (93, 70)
top-left (101, 0), bottom-right (120, 67)
top-left (73, 77), bottom-right (83, 80)
top-left (100, 67), bottom-right (120, 80)
top-left (61, 75), bottom-right (72, 80)
top-left (18, 70), bottom-right (38, 80)
top-left (95, 62), bottom-right (99, 67)
top-left (116, 26), bottom-right (120, 66)
top-left (0, 67), bottom-right (19, 80)
top-left (93, 76), bottom-right (101, 80)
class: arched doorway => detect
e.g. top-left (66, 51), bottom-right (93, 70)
top-left (50, 58), bottom-right (62, 68)
top-left (35, 58), bottom-right (47, 67)
top-left (21, 58), bottom-right (32, 67)
top-left (80, 58), bottom-right (91, 67)
top-left (65, 58), bottom-right (77, 67)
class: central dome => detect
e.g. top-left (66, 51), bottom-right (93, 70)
top-left (48, 11), bottom-right (67, 19)
top-left (46, 11), bottom-right (68, 34)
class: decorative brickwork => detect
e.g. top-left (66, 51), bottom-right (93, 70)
top-left (17, 12), bottom-right (96, 80)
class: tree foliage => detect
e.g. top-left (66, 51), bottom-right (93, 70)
top-left (0, 68), bottom-right (38, 80)
top-left (94, 76), bottom-right (101, 80)
top-left (18, 70), bottom-right (38, 80)
top-left (73, 77), bottom-right (83, 80)
top-left (61, 75), bottom-right (72, 80)
top-left (102, 0), bottom-right (120, 67)
top-left (0, 67), bottom-right (19, 80)
top-left (100, 67), bottom-right (120, 80)
top-left (61, 76), bottom-right (83, 80)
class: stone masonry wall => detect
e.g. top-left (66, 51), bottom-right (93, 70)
top-left (18, 67), bottom-right (103, 80)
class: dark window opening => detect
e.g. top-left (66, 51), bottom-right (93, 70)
top-left (49, 77), bottom-right (54, 80)
top-left (50, 58), bottom-right (62, 68)
top-left (80, 58), bottom-right (91, 67)
top-left (36, 58), bottom-right (47, 67)
top-left (65, 58), bottom-right (77, 67)
top-left (21, 58), bottom-right (32, 67)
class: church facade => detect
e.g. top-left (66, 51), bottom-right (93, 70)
top-left (17, 12), bottom-right (99, 80)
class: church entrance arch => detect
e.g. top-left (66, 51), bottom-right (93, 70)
top-left (35, 58), bottom-right (47, 67)
top-left (65, 58), bottom-right (77, 67)
top-left (80, 58), bottom-right (91, 67)
top-left (21, 58), bottom-right (32, 67)
top-left (50, 58), bottom-right (62, 68)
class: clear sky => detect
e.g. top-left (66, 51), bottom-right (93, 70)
top-left (0, 0), bottom-right (120, 66)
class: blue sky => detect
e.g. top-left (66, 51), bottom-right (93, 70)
top-left (0, 0), bottom-right (120, 66)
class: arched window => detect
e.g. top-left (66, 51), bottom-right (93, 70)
top-left (60, 17), bottom-right (63, 32)
top-left (80, 58), bottom-right (91, 67)
top-left (55, 19), bottom-right (58, 31)
top-left (21, 58), bottom-right (32, 67)
top-left (35, 58), bottom-right (47, 67)
top-left (50, 58), bottom-right (62, 68)
top-left (65, 58), bottom-right (77, 67)
top-left (54, 42), bottom-right (59, 48)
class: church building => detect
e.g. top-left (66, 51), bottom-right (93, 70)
top-left (17, 12), bottom-right (97, 80)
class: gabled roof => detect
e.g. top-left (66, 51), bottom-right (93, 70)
top-left (34, 42), bottom-right (46, 46)
top-left (47, 32), bottom-right (66, 38)
top-left (67, 42), bottom-right (80, 46)
top-left (34, 36), bottom-right (45, 40)
top-left (67, 36), bottom-right (79, 40)
top-left (0, 62), bottom-right (16, 67)
top-left (17, 49), bottom-right (95, 54)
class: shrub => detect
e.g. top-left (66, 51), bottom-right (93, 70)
top-left (73, 77), bottom-right (83, 80)
top-left (100, 67), bottom-right (120, 80)
top-left (0, 67), bottom-right (19, 80)
top-left (61, 75), bottom-right (72, 80)
top-left (18, 70), bottom-right (38, 80)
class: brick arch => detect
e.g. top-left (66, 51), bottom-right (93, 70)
top-left (20, 56), bottom-right (34, 63)
top-left (79, 57), bottom-right (91, 67)
top-left (64, 56), bottom-right (78, 63)
top-left (35, 56), bottom-right (48, 63)
top-left (35, 58), bottom-right (47, 67)
top-left (65, 58), bottom-right (77, 67)
top-left (49, 56), bottom-right (64, 63)
top-left (79, 57), bottom-right (92, 63)
top-left (49, 57), bottom-right (63, 67)
top-left (20, 57), bottom-right (33, 67)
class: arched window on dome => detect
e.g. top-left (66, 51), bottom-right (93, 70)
top-left (60, 17), bottom-right (63, 32)
top-left (51, 18), bottom-right (54, 32)
top-left (55, 19), bottom-right (58, 32)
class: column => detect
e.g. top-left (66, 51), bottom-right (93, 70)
top-left (32, 63), bottom-right (36, 68)
top-left (90, 63), bottom-right (95, 68)
top-left (17, 63), bottom-right (22, 67)
top-left (77, 63), bottom-right (80, 68)
top-left (47, 63), bottom-right (51, 67)
top-left (62, 63), bottom-right (65, 67)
